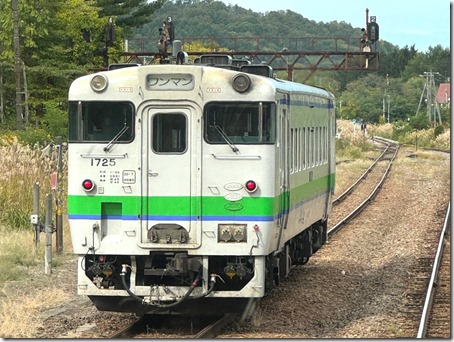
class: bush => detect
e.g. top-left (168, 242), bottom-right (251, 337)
top-left (14, 128), bottom-right (51, 146)
top-left (434, 125), bottom-right (444, 138)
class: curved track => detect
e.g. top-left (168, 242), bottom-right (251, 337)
top-left (329, 137), bottom-right (399, 237)
top-left (332, 138), bottom-right (393, 206)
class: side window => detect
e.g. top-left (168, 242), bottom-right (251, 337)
top-left (302, 127), bottom-right (306, 170)
top-left (152, 113), bottom-right (187, 153)
top-left (290, 128), bottom-right (294, 174)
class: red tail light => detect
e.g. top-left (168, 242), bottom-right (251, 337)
top-left (82, 179), bottom-right (95, 192)
top-left (245, 180), bottom-right (257, 193)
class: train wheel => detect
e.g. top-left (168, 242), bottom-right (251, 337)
top-left (273, 262), bottom-right (280, 287)
top-left (312, 222), bottom-right (323, 252)
top-left (300, 256), bottom-right (310, 265)
top-left (321, 220), bottom-right (328, 244)
top-left (265, 255), bottom-right (279, 293)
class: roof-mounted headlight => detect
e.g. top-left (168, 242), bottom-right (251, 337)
top-left (90, 74), bottom-right (108, 92)
top-left (232, 74), bottom-right (251, 93)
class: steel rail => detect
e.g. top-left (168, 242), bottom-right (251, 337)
top-left (109, 313), bottom-right (237, 339)
top-left (193, 313), bottom-right (236, 338)
top-left (109, 316), bottom-right (148, 339)
top-left (333, 141), bottom-right (390, 206)
top-left (328, 141), bottom-right (399, 237)
top-left (417, 201), bottom-right (451, 338)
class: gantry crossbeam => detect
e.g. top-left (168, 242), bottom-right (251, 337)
top-left (119, 37), bottom-right (379, 81)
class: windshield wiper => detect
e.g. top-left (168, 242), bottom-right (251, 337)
top-left (104, 126), bottom-right (129, 152)
top-left (213, 125), bottom-right (239, 153)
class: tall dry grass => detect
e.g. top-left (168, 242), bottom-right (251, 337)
top-left (0, 135), bottom-right (71, 289)
top-left (337, 119), bottom-right (450, 150)
top-left (402, 128), bottom-right (450, 150)
top-left (0, 135), bottom-right (62, 229)
top-left (0, 136), bottom-right (72, 338)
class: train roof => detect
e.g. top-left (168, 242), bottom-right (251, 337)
top-left (106, 61), bottom-right (334, 98)
top-left (270, 78), bottom-right (334, 99)
top-left (72, 59), bottom-right (334, 101)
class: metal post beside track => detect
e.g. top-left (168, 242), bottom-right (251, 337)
top-left (44, 193), bottom-right (53, 275)
top-left (55, 138), bottom-right (64, 254)
top-left (32, 182), bottom-right (40, 251)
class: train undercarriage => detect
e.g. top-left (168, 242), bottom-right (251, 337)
top-left (85, 220), bottom-right (328, 314)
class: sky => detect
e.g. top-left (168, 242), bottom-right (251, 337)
top-left (219, 0), bottom-right (451, 52)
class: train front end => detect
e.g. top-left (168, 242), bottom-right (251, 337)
top-left (67, 65), bottom-right (282, 314)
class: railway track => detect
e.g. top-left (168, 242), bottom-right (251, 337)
top-left (325, 142), bottom-right (451, 338)
top-left (329, 137), bottom-right (399, 236)
top-left (417, 202), bottom-right (450, 338)
top-left (108, 299), bottom-right (256, 338)
top-left (332, 137), bottom-right (394, 206)
top-left (395, 203), bottom-right (451, 337)
top-left (327, 139), bottom-right (450, 337)
top-left (109, 311), bottom-right (239, 338)
top-left (410, 139), bottom-right (449, 338)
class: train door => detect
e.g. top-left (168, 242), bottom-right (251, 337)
top-left (276, 95), bottom-right (290, 251)
top-left (141, 106), bottom-right (200, 247)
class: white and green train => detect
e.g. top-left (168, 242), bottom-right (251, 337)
top-left (68, 56), bottom-right (336, 315)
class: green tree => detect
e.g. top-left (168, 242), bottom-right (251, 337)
top-left (0, 0), bottom-right (105, 135)
top-left (402, 45), bottom-right (451, 80)
top-left (95, 0), bottom-right (166, 31)
top-left (338, 74), bottom-right (387, 123)
top-left (378, 45), bottom-right (418, 78)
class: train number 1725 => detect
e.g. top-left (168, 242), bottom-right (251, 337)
top-left (90, 158), bottom-right (116, 166)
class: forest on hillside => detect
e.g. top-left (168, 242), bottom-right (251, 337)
top-left (0, 0), bottom-right (450, 144)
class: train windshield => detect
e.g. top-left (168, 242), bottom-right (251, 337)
top-left (68, 101), bottom-right (134, 142)
top-left (204, 102), bottom-right (276, 144)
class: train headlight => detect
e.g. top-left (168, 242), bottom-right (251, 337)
top-left (220, 227), bottom-right (233, 242)
top-left (90, 74), bottom-right (108, 92)
top-left (245, 180), bottom-right (258, 193)
top-left (218, 224), bottom-right (247, 242)
top-left (232, 74), bottom-right (251, 93)
top-left (82, 179), bottom-right (95, 192)
top-left (233, 228), bottom-right (245, 242)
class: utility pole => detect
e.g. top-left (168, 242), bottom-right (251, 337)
top-left (387, 95), bottom-right (390, 124)
top-left (22, 61), bottom-right (29, 125)
top-left (383, 73), bottom-right (390, 123)
top-left (12, 0), bottom-right (23, 130)
top-left (416, 71), bottom-right (442, 126)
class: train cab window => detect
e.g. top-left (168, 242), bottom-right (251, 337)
top-left (152, 113), bottom-right (187, 153)
top-left (204, 102), bottom-right (276, 144)
top-left (68, 101), bottom-right (134, 142)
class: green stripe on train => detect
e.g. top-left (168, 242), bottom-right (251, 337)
top-left (67, 195), bottom-right (274, 216)
top-left (68, 173), bottom-right (335, 216)
top-left (290, 173), bottom-right (335, 205)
